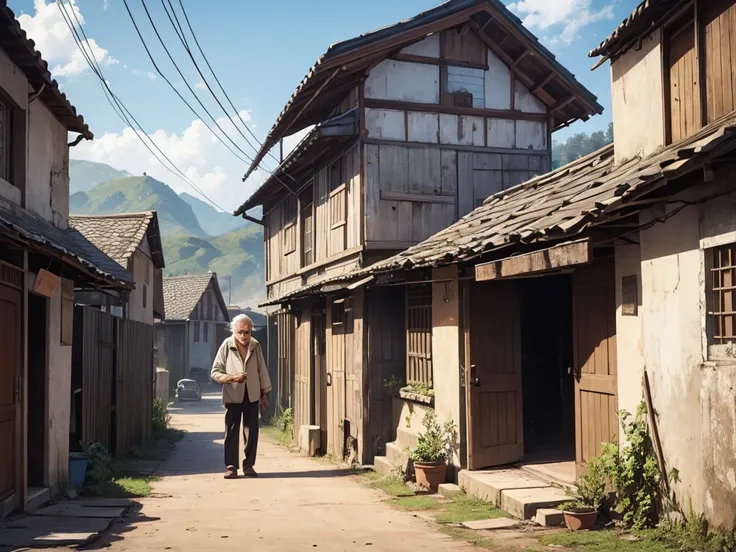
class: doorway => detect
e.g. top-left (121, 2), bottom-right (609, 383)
top-left (27, 293), bottom-right (48, 488)
top-left (520, 276), bottom-right (574, 462)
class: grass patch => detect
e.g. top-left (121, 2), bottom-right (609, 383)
top-left (433, 494), bottom-right (506, 524)
top-left (84, 476), bottom-right (161, 498)
top-left (363, 472), bottom-right (415, 498)
top-left (539, 529), bottom-right (682, 552)
top-left (261, 424), bottom-right (294, 447)
top-left (439, 526), bottom-right (496, 550)
top-left (395, 496), bottom-right (437, 510)
top-left (262, 408), bottom-right (294, 447)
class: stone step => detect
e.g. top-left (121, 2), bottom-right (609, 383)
top-left (373, 456), bottom-right (394, 478)
top-left (459, 469), bottom-right (568, 520)
top-left (385, 442), bottom-right (410, 470)
top-left (438, 483), bottom-right (463, 498)
top-left (395, 428), bottom-right (419, 449)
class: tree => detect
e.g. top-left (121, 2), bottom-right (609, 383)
top-left (552, 122), bottom-right (613, 169)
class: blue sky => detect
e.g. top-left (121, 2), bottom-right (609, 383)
top-left (11, 0), bottom-right (638, 211)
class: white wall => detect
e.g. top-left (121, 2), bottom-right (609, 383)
top-left (610, 30), bottom-right (665, 164)
top-left (0, 47), bottom-right (27, 206)
top-left (365, 59), bottom-right (440, 104)
top-left (128, 244), bottom-right (154, 325)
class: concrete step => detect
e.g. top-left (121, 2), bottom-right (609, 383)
top-left (395, 428), bottom-right (419, 449)
top-left (518, 463), bottom-right (576, 491)
top-left (459, 469), bottom-right (568, 520)
top-left (25, 487), bottom-right (51, 513)
top-left (373, 456), bottom-right (394, 478)
top-left (385, 442), bottom-right (410, 470)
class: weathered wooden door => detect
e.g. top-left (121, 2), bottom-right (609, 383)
top-left (312, 311), bottom-right (327, 453)
top-left (0, 273), bottom-right (22, 505)
top-left (293, 310), bottom-right (311, 441)
top-left (573, 258), bottom-right (618, 472)
top-left (465, 280), bottom-right (523, 469)
top-left (326, 297), bottom-right (349, 459)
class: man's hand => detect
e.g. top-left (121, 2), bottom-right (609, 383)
top-left (260, 393), bottom-right (270, 411)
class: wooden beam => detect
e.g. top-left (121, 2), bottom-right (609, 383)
top-left (551, 96), bottom-right (577, 114)
top-left (363, 137), bottom-right (552, 157)
top-left (242, 214), bottom-right (265, 226)
top-left (363, 98), bottom-right (549, 122)
top-left (475, 239), bottom-right (592, 281)
top-left (391, 53), bottom-right (488, 70)
top-left (380, 191), bottom-right (456, 204)
top-left (469, 22), bottom-right (535, 88)
top-left (531, 73), bottom-right (555, 93)
top-left (280, 68), bottom-right (341, 139)
top-left (510, 49), bottom-right (531, 68)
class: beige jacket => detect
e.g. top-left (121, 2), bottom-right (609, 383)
top-left (211, 336), bottom-right (272, 405)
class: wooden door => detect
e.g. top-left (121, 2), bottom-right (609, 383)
top-left (0, 279), bottom-right (22, 504)
top-left (465, 280), bottom-right (523, 469)
top-left (573, 258), bottom-right (618, 472)
top-left (312, 311), bottom-right (327, 452)
top-left (293, 311), bottom-right (311, 441)
top-left (326, 298), bottom-right (347, 459)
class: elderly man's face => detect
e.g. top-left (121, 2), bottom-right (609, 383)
top-left (233, 320), bottom-right (253, 346)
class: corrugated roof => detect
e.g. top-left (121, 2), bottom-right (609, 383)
top-left (589, 0), bottom-right (680, 60)
top-left (261, 110), bottom-right (736, 306)
top-left (69, 212), bottom-right (163, 268)
top-left (242, 0), bottom-right (603, 185)
top-left (0, 198), bottom-right (133, 287)
top-left (0, 1), bottom-right (92, 138)
top-left (163, 273), bottom-right (230, 322)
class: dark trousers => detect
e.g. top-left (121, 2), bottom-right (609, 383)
top-left (224, 398), bottom-right (259, 469)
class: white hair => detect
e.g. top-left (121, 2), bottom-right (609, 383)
top-left (229, 314), bottom-right (253, 332)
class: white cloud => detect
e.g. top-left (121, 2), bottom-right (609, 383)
top-left (507, 0), bottom-right (614, 44)
top-left (17, 0), bottom-right (117, 78)
top-left (71, 111), bottom-right (269, 214)
top-left (195, 80), bottom-right (207, 91)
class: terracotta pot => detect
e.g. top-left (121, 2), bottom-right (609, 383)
top-left (563, 509), bottom-right (598, 531)
top-left (413, 461), bottom-right (447, 492)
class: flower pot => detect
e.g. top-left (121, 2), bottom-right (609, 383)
top-left (413, 461), bottom-right (447, 492)
top-left (69, 453), bottom-right (89, 489)
top-left (563, 509), bottom-right (598, 531)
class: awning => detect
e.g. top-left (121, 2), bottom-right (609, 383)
top-left (259, 274), bottom-right (375, 308)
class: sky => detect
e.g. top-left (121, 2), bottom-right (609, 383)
top-left (10, 0), bottom-right (639, 214)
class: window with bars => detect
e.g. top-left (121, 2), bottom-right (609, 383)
top-left (193, 321), bottom-right (200, 342)
top-left (328, 158), bottom-right (347, 230)
top-left (283, 195), bottom-right (297, 254)
top-left (708, 243), bottom-right (736, 355)
top-left (406, 284), bottom-right (433, 386)
top-left (300, 184), bottom-right (314, 267)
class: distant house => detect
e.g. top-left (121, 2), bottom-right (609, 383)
top-left (69, 212), bottom-right (165, 324)
top-left (226, 305), bottom-right (267, 329)
top-left (157, 273), bottom-right (230, 384)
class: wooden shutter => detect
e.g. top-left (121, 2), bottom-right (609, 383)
top-left (406, 284), bottom-right (433, 386)
top-left (704, 0), bottom-right (736, 123)
top-left (666, 13), bottom-right (701, 143)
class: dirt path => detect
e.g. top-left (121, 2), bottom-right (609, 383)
top-left (91, 392), bottom-right (480, 551)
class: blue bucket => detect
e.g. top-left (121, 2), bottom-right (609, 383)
top-left (69, 453), bottom-right (88, 489)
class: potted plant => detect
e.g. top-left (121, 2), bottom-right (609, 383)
top-left (559, 456), bottom-right (607, 531)
top-left (409, 410), bottom-right (456, 493)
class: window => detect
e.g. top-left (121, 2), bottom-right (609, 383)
top-left (193, 321), bottom-right (200, 342)
top-left (283, 195), bottom-right (297, 255)
top-left (406, 284), bottom-right (433, 386)
top-left (444, 66), bottom-right (485, 108)
top-left (707, 243), bottom-right (736, 356)
top-left (142, 284), bottom-right (148, 308)
top-left (0, 99), bottom-right (11, 183)
top-left (300, 184), bottom-right (314, 267)
top-left (203, 321), bottom-right (209, 342)
top-left (328, 158), bottom-right (347, 230)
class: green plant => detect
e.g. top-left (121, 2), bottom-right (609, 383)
top-left (84, 442), bottom-right (115, 484)
top-left (152, 397), bottom-right (170, 432)
top-left (383, 375), bottom-right (405, 397)
top-left (599, 402), bottom-right (662, 529)
top-left (277, 407), bottom-right (294, 434)
top-left (407, 381), bottom-right (435, 398)
top-left (409, 410), bottom-right (457, 463)
top-left (560, 455), bottom-right (607, 512)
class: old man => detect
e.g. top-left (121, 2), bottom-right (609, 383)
top-left (211, 314), bottom-right (271, 479)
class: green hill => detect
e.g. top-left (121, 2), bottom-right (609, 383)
top-left (69, 159), bottom-right (130, 194)
top-left (179, 192), bottom-right (246, 236)
top-left (163, 225), bottom-right (264, 306)
top-left (70, 175), bottom-right (208, 237)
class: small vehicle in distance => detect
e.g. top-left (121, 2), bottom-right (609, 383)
top-left (176, 379), bottom-right (202, 401)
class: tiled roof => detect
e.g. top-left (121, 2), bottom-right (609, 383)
top-left (0, 1), bottom-right (92, 138)
top-left (0, 198), bottom-right (132, 287)
top-left (242, 0), bottom-right (603, 184)
top-left (163, 273), bottom-right (230, 322)
top-left (260, 110), bottom-right (736, 306)
top-left (589, 0), bottom-right (679, 60)
top-left (68, 212), bottom-right (156, 267)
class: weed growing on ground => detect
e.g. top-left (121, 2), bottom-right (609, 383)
top-left (363, 472), bottom-right (415, 498)
top-left (540, 529), bottom-right (681, 552)
top-left (262, 407), bottom-right (294, 447)
top-left (152, 398), bottom-right (171, 432)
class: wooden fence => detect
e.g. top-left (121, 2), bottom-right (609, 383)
top-left (72, 307), bottom-right (154, 456)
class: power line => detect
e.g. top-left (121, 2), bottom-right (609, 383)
top-left (168, 0), bottom-right (286, 172)
top-left (56, 0), bottom-right (229, 213)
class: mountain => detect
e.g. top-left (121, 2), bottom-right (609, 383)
top-left (69, 159), bottom-right (130, 194)
top-left (162, 225), bottom-right (264, 307)
top-left (70, 175), bottom-right (208, 237)
top-left (179, 192), bottom-right (246, 236)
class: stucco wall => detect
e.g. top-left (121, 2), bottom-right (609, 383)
top-left (26, 99), bottom-right (69, 227)
top-left (638, 179), bottom-right (736, 529)
top-left (431, 266), bottom-right (462, 467)
top-left (610, 30), bottom-right (665, 164)
top-left (128, 247), bottom-right (154, 325)
top-left (189, 322), bottom-right (216, 372)
top-left (0, 47), bottom-right (27, 206)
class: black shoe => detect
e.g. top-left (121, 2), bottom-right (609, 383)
top-left (243, 467), bottom-right (258, 477)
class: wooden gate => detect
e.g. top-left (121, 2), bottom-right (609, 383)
top-left (312, 311), bottom-right (327, 452)
top-left (465, 280), bottom-right (523, 469)
top-left (276, 312), bottom-right (295, 412)
top-left (0, 263), bottom-right (22, 505)
top-left (573, 258), bottom-right (618, 472)
top-left (293, 309), bottom-right (311, 440)
top-left (326, 297), bottom-right (347, 458)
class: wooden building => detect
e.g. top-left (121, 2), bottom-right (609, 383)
top-left (236, 0), bottom-right (602, 463)
top-left (156, 273), bottom-right (230, 385)
top-left (290, 0), bottom-right (736, 530)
